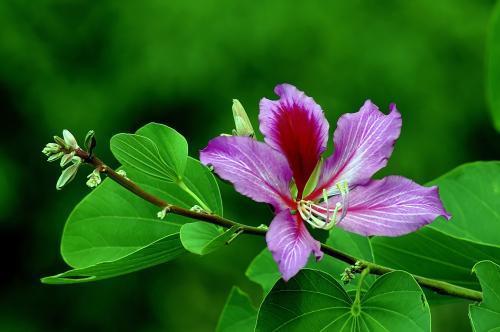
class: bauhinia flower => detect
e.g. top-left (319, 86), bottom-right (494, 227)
top-left (200, 84), bottom-right (451, 281)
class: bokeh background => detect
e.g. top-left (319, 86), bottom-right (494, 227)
top-left (1, 0), bottom-right (499, 331)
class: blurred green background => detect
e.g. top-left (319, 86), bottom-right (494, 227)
top-left (1, 0), bottom-right (499, 331)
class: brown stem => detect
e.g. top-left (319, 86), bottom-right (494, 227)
top-left (76, 148), bottom-right (483, 302)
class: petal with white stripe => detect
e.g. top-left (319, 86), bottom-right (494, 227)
top-left (334, 176), bottom-right (451, 236)
top-left (200, 136), bottom-right (293, 210)
top-left (310, 101), bottom-right (401, 199)
top-left (266, 210), bottom-right (323, 281)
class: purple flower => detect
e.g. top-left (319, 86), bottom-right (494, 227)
top-left (201, 84), bottom-right (451, 281)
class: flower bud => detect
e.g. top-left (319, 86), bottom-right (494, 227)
top-left (42, 143), bottom-right (61, 156)
top-left (53, 136), bottom-right (66, 147)
top-left (232, 99), bottom-right (254, 137)
top-left (86, 169), bottom-right (102, 188)
top-left (56, 157), bottom-right (82, 190)
top-left (84, 130), bottom-right (96, 154)
top-left (47, 151), bottom-right (64, 162)
top-left (63, 129), bottom-right (79, 149)
top-left (60, 151), bottom-right (75, 167)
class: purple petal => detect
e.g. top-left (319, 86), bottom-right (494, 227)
top-left (259, 84), bottom-right (329, 195)
top-left (266, 210), bottom-right (323, 281)
top-left (200, 136), bottom-right (294, 210)
top-left (333, 176), bottom-right (451, 236)
top-left (309, 100), bottom-right (401, 200)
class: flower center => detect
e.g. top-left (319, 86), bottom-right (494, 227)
top-left (297, 181), bottom-right (349, 230)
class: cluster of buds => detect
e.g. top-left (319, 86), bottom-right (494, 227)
top-left (340, 261), bottom-right (364, 284)
top-left (42, 129), bottom-right (101, 190)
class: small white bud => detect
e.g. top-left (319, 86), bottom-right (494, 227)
top-left (42, 143), bottom-right (61, 156)
top-left (116, 170), bottom-right (127, 178)
top-left (86, 169), bottom-right (102, 188)
top-left (157, 208), bottom-right (167, 220)
top-left (60, 151), bottom-right (75, 167)
top-left (63, 129), bottom-right (79, 149)
top-left (47, 151), bottom-right (64, 162)
top-left (190, 205), bottom-right (204, 213)
top-left (56, 159), bottom-right (81, 190)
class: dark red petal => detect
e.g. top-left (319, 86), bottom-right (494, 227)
top-left (259, 84), bottom-right (329, 196)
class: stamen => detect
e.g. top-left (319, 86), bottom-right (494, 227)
top-left (336, 181), bottom-right (350, 224)
top-left (298, 200), bottom-right (342, 230)
top-left (298, 181), bottom-right (350, 230)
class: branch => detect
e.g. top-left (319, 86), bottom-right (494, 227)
top-left (77, 148), bottom-right (483, 302)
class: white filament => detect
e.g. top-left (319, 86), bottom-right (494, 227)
top-left (297, 181), bottom-right (349, 230)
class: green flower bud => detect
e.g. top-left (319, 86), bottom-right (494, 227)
top-left (63, 129), bottom-right (78, 149)
top-left (157, 208), bottom-right (167, 220)
top-left (232, 99), bottom-right (254, 137)
top-left (60, 151), bottom-right (75, 167)
top-left (86, 169), bottom-right (102, 188)
top-left (47, 151), bottom-right (64, 162)
top-left (116, 170), bottom-right (127, 178)
top-left (84, 130), bottom-right (96, 154)
top-left (56, 158), bottom-right (82, 190)
top-left (53, 136), bottom-right (66, 147)
top-left (42, 143), bottom-right (61, 156)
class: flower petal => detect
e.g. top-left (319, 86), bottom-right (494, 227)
top-left (259, 84), bottom-right (329, 195)
top-left (311, 101), bottom-right (401, 199)
top-left (334, 176), bottom-right (451, 236)
top-left (266, 210), bottom-right (323, 281)
top-left (200, 136), bottom-right (293, 210)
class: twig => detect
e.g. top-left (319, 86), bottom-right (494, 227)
top-left (75, 148), bottom-right (483, 302)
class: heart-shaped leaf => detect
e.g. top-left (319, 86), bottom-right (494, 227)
top-left (256, 269), bottom-right (430, 332)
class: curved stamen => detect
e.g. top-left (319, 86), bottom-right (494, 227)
top-left (297, 181), bottom-right (350, 230)
top-left (336, 181), bottom-right (349, 224)
top-left (298, 200), bottom-right (342, 230)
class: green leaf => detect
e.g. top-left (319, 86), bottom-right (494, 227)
top-left (180, 222), bottom-right (240, 255)
top-left (487, 2), bottom-right (500, 132)
top-left (53, 121), bottom-right (221, 279)
top-left (245, 249), bottom-right (281, 295)
top-left (41, 233), bottom-right (184, 284)
top-left (61, 168), bottom-right (184, 268)
top-left (256, 269), bottom-right (430, 332)
top-left (112, 123), bottom-right (221, 215)
top-left (110, 133), bottom-right (180, 182)
top-left (371, 162), bottom-right (500, 297)
top-left (246, 227), bottom-right (375, 294)
top-left (372, 227), bottom-right (500, 292)
top-left (181, 156), bottom-right (223, 216)
top-left (45, 155), bottom-right (222, 282)
top-left (469, 261), bottom-right (500, 331)
top-left (135, 122), bottom-right (188, 177)
top-left (427, 161), bottom-right (500, 247)
top-left (216, 287), bottom-right (257, 332)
